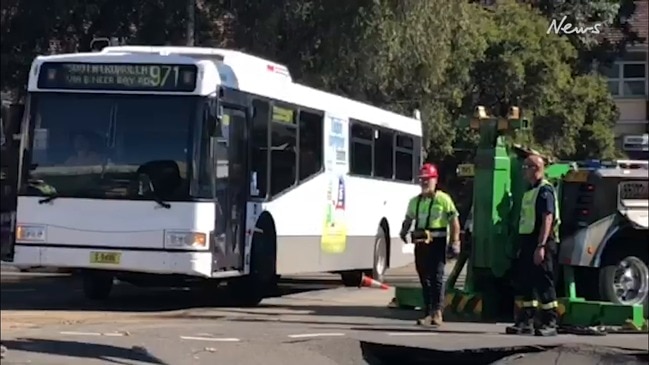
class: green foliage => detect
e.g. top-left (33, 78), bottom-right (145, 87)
top-left (0, 0), bottom-right (630, 161)
top-left (525, 0), bottom-right (644, 71)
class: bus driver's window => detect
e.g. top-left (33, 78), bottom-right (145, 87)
top-left (65, 132), bottom-right (102, 166)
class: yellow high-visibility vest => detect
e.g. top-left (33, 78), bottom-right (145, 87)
top-left (407, 191), bottom-right (457, 230)
top-left (518, 179), bottom-right (561, 239)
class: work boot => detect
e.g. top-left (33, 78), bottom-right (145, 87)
top-left (505, 309), bottom-right (535, 335)
top-left (416, 315), bottom-right (433, 326)
top-left (534, 309), bottom-right (558, 337)
top-left (431, 310), bottom-right (443, 326)
top-left (534, 322), bottom-right (558, 336)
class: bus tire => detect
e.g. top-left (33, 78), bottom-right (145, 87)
top-left (81, 271), bottom-right (113, 301)
top-left (227, 220), bottom-right (277, 307)
top-left (371, 226), bottom-right (388, 283)
top-left (599, 256), bottom-right (649, 315)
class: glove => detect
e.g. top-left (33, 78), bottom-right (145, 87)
top-left (446, 242), bottom-right (461, 259)
top-left (399, 230), bottom-right (408, 243)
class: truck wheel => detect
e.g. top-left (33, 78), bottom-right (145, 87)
top-left (82, 271), bottom-right (114, 300)
top-left (599, 256), bottom-right (649, 314)
top-left (228, 222), bottom-right (276, 307)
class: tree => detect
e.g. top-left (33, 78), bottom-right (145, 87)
top-left (0, 0), bottom-right (232, 97)
top-left (228, 0), bottom-right (476, 159)
top-left (0, 0), bottom-right (621, 160)
top-left (462, 1), bottom-right (619, 160)
top-left (524, 0), bottom-right (643, 72)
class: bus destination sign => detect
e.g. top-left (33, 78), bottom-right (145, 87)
top-left (37, 62), bottom-right (198, 92)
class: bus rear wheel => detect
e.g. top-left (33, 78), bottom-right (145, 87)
top-left (371, 226), bottom-right (388, 283)
top-left (81, 271), bottom-right (114, 301)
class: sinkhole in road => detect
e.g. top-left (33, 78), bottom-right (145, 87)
top-left (359, 342), bottom-right (649, 365)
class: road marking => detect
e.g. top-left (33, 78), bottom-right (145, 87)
top-left (386, 332), bottom-right (438, 336)
top-left (60, 331), bottom-right (102, 336)
top-left (180, 336), bottom-right (240, 342)
top-left (287, 333), bottom-right (346, 339)
top-left (60, 331), bottom-right (128, 337)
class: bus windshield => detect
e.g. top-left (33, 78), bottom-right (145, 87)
top-left (23, 93), bottom-right (201, 201)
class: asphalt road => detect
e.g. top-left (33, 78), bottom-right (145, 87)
top-left (1, 267), bottom-right (648, 365)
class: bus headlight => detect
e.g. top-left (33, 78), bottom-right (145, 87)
top-left (163, 231), bottom-right (207, 250)
top-left (16, 225), bottom-right (47, 242)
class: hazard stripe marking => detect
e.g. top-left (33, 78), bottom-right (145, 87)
top-left (456, 294), bottom-right (472, 313)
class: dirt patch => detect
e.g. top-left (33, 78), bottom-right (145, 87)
top-left (1, 310), bottom-right (169, 329)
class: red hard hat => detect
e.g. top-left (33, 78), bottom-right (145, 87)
top-left (419, 163), bottom-right (438, 179)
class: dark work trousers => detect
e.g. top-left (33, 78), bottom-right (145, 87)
top-left (518, 238), bottom-right (558, 323)
top-left (414, 238), bottom-right (447, 315)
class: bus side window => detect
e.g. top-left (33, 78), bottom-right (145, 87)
top-left (374, 129), bottom-right (394, 179)
top-left (395, 134), bottom-right (414, 182)
top-left (350, 122), bottom-right (373, 176)
top-left (298, 110), bottom-right (323, 181)
top-left (269, 104), bottom-right (297, 196)
top-left (251, 99), bottom-right (269, 198)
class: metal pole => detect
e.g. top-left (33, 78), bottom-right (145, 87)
top-left (186, 0), bottom-right (195, 46)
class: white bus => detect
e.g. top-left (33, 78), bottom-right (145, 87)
top-left (13, 46), bottom-right (423, 305)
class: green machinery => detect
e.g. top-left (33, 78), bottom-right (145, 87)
top-left (393, 106), bottom-right (647, 328)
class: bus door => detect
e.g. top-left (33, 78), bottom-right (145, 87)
top-left (0, 104), bottom-right (25, 262)
top-left (212, 104), bottom-right (249, 271)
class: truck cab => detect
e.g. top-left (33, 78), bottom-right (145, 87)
top-left (558, 160), bottom-right (648, 313)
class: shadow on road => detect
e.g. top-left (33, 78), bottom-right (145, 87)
top-left (166, 301), bottom-right (493, 326)
top-left (1, 272), bottom-right (438, 325)
top-left (3, 338), bottom-right (167, 364)
top-left (0, 274), bottom-right (338, 313)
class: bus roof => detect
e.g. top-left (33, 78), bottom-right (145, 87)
top-left (29, 46), bottom-right (422, 136)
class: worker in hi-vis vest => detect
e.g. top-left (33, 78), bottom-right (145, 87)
top-left (506, 154), bottom-right (561, 337)
top-left (399, 163), bottom-right (461, 327)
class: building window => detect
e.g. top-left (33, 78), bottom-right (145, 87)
top-left (601, 51), bottom-right (648, 97)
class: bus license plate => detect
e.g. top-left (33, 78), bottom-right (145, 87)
top-left (89, 251), bottom-right (121, 264)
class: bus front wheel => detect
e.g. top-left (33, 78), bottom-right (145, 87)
top-left (227, 221), bottom-right (277, 307)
